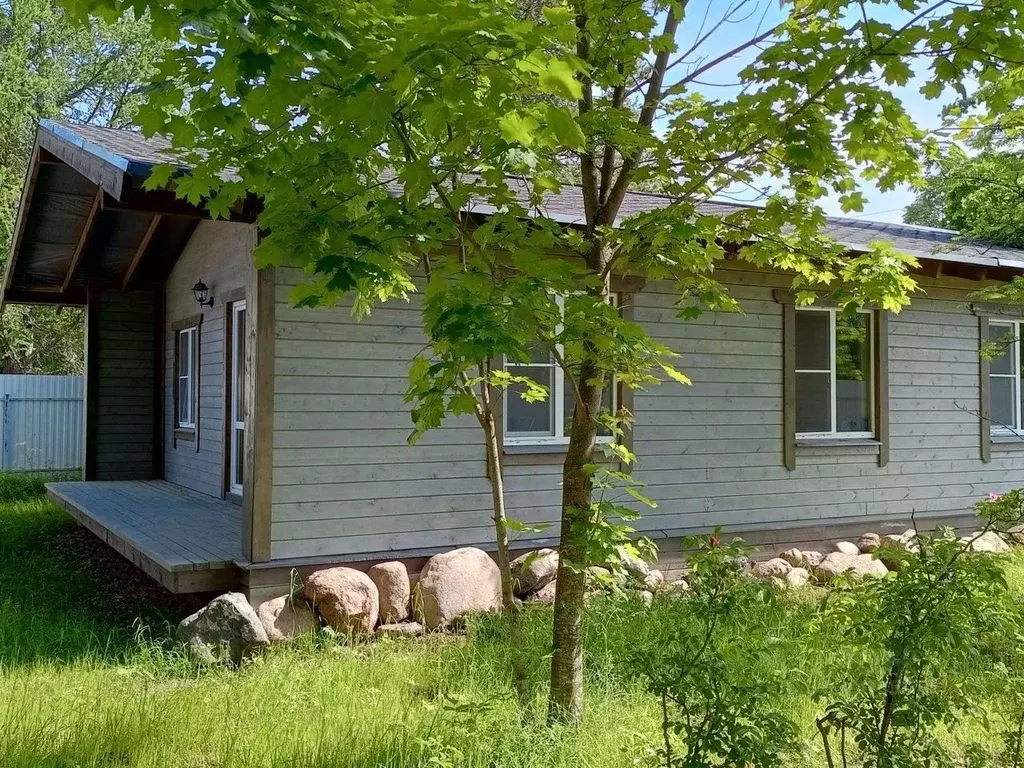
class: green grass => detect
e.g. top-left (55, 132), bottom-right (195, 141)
top-left (0, 475), bottom-right (1021, 767)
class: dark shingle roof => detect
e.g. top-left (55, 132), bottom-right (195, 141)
top-left (41, 119), bottom-right (1024, 271)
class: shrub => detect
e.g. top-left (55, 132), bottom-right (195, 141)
top-left (633, 532), bottom-right (799, 768)
top-left (815, 496), bottom-right (1024, 768)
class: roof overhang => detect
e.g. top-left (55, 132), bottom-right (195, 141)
top-left (1, 121), bottom-right (258, 311)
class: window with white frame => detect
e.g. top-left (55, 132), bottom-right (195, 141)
top-left (503, 296), bottom-right (616, 445)
top-left (795, 307), bottom-right (874, 437)
top-left (176, 327), bottom-right (197, 429)
top-left (987, 320), bottom-right (1023, 433)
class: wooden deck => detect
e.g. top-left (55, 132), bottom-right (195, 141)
top-left (47, 480), bottom-right (242, 593)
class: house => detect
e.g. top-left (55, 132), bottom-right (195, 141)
top-left (6, 119), bottom-right (1024, 604)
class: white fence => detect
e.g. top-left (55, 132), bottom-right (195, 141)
top-left (0, 375), bottom-right (83, 471)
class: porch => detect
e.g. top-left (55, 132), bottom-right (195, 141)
top-left (47, 480), bottom-right (242, 593)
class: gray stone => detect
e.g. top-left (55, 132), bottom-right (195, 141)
top-left (510, 549), bottom-right (559, 596)
top-left (801, 550), bottom-right (824, 568)
top-left (639, 590), bottom-right (654, 606)
top-left (618, 550), bottom-right (650, 581)
top-left (177, 592), bottom-right (269, 666)
top-left (778, 548), bottom-right (804, 568)
top-left (664, 579), bottom-right (692, 597)
top-left (857, 533), bottom-right (881, 553)
top-left (303, 567), bottom-right (379, 637)
top-left (961, 531), bottom-right (1012, 554)
top-left (525, 580), bottom-right (558, 604)
top-left (368, 561), bottom-right (411, 623)
top-left (752, 557), bottom-right (792, 580)
top-left (812, 553), bottom-right (889, 584)
top-left (256, 595), bottom-right (317, 643)
top-left (418, 547), bottom-right (502, 630)
top-left (376, 622), bottom-right (424, 638)
top-left (833, 541), bottom-right (861, 556)
top-left (643, 569), bottom-right (665, 591)
top-left (783, 568), bottom-right (811, 589)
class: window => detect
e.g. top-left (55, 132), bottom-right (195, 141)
top-left (176, 327), bottom-right (198, 429)
top-left (987, 320), bottom-right (1022, 433)
top-left (795, 307), bottom-right (873, 437)
top-left (503, 296), bottom-right (616, 446)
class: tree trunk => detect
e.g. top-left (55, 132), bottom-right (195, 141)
top-left (479, 364), bottom-right (530, 707)
top-left (547, 255), bottom-right (608, 722)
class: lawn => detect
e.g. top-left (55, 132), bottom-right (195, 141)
top-left (1, 474), bottom-right (1021, 767)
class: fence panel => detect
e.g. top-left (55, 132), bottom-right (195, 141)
top-left (0, 375), bottom-right (83, 472)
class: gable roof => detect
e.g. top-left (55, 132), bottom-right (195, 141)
top-left (5, 120), bottom-right (1024, 309)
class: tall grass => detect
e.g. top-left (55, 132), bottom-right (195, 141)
top-left (0, 474), bottom-right (1021, 767)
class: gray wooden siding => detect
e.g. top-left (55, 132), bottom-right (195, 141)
top-left (163, 220), bottom-right (251, 497)
top-left (269, 266), bottom-right (1024, 561)
top-left (95, 290), bottom-right (155, 480)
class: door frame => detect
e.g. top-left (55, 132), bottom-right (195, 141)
top-left (221, 287), bottom-right (247, 500)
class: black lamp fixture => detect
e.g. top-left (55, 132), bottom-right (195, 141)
top-left (193, 280), bottom-right (214, 308)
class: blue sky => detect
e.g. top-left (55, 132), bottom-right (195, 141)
top-left (660, 0), bottom-right (956, 223)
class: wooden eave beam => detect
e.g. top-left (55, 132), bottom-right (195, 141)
top-left (0, 145), bottom-right (42, 312)
top-left (4, 287), bottom-right (87, 306)
top-left (60, 188), bottom-right (103, 293)
top-left (121, 214), bottom-right (162, 291)
top-left (103, 188), bottom-right (259, 223)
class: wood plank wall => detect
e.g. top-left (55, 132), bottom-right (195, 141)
top-left (267, 266), bottom-right (1024, 562)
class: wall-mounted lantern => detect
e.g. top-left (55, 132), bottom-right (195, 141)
top-left (193, 280), bottom-right (214, 308)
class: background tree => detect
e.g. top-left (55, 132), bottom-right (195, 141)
top-left (65, 0), bottom-right (1024, 724)
top-left (0, 0), bottom-right (165, 374)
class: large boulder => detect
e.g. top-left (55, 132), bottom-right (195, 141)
top-left (418, 547), bottom-right (502, 630)
top-left (303, 567), bottom-right (379, 637)
top-left (812, 553), bottom-right (889, 584)
top-left (857, 533), bottom-right (881, 553)
top-left (177, 592), bottom-right (269, 665)
top-left (256, 595), bottom-right (318, 643)
top-left (752, 557), bottom-right (792, 581)
top-left (961, 531), bottom-right (1012, 554)
top-left (876, 534), bottom-right (915, 570)
top-left (510, 549), bottom-right (559, 596)
top-left (368, 561), bottom-right (411, 623)
top-left (833, 541), bottom-right (861, 556)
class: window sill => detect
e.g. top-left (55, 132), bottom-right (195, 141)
top-left (797, 437), bottom-right (880, 447)
top-left (174, 428), bottom-right (196, 442)
top-left (504, 443), bottom-right (569, 455)
top-left (797, 437), bottom-right (880, 454)
top-left (992, 434), bottom-right (1024, 450)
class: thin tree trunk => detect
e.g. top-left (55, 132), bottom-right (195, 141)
top-left (548, 310), bottom-right (606, 724)
top-left (479, 363), bottom-right (530, 707)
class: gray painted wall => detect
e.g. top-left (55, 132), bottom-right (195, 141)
top-left (163, 220), bottom-right (251, 497)
top-left (95, 290), bottom-right (155, 480)
top-left (268, 265), bottom-right (1024, 562)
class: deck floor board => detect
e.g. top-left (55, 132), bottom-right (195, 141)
top-left (46, 480), bottom-right (242, 593)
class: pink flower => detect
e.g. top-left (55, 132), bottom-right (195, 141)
top-left (987, 493), bottom-right (1003, 502)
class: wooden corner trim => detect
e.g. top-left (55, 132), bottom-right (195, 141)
top-left (244, 256), bottom-right (275, 563)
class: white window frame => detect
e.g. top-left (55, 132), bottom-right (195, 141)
top-left (229, 301), bottom-right (246, 496)
top-left (795, 306), bottom-right (874, 439)
top-left (503, 295), bottom-right (617, 447)
top-left (988, 320), bottom-right (1023, 435)
top-left (177, 326), bottom-right (197, 429)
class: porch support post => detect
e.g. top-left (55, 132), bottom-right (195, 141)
top-left (243, 226), bottom-right (275, 563)
top-left (83, 286), bottom-right (101, 480)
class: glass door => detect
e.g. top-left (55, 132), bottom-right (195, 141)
top-left (229, 300), bottom-right (246, 496)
